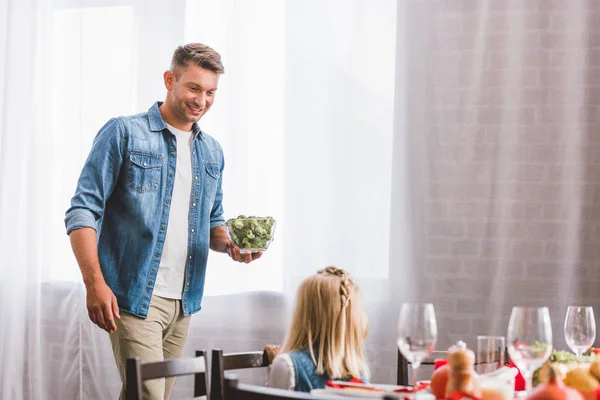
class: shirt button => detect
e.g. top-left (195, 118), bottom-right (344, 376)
top-left (165, 200), bottom-right (169, 205)
top-left (160, 226), bottom-right (165, 231)
top-left (169, 173), bottom-right (173, 177)
top-left (189, 256), bottom-right (192, 260)
top-left (170, 148), bottom-right (175, 152)
top-left (186, 282), bottom-right (190, 286)
top-left (192, 203), bottom-right (196, 207)
top-left (195, 176), bottom-right (198, 180)
top-left (155, 253), bottom-right (160, 258)
top-left (148, 281), bottom-right (153, 285)
top-left (192, 151), bottom-right (196, 155)
top-left (191, 228), bottom-right (195, 232)
top-left (143, 162), bottom-right (147, 166)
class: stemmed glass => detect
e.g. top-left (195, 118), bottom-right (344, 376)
top-left (397, 303), bottom-right (438, 394)
top-left (564, 306), bottom-right (596, 356)
top-left (507, 306), bottom-right (553, 394)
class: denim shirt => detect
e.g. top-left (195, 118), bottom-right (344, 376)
top-left (64, 102), bottom-right (225, 318)
top-left (288, 349), bottom-right (369, 393)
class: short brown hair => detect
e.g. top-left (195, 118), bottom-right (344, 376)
top-left (171, 43), bottom-right (224, 78)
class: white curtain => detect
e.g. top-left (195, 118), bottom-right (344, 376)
top-left (403, 0), bottom-right (600, 352)
top-left (2, 0), bottom-right (600, 399)
top-left (0, 0), bottom-right (397, 398)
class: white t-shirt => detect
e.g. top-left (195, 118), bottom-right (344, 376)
top-left (153, 123), bottom-right (193, 300)
top-left (268, 354), bottom-right (296, 390)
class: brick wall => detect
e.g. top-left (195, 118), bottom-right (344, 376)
top-left (415, 0), bottom-right (600, 350)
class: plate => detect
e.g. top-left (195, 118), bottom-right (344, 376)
top-left (319, 381), bottom-right (434, 399)
top-left (310, 389), bottom-right (348, 399)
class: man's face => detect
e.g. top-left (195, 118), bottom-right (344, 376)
top-left (164, 63), bottom-right (219, 125)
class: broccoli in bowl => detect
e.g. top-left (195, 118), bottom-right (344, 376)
top-left (226, 216), bottom-right (276, 254)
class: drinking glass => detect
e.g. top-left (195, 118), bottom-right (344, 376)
top-left (507, 307), bottom-right (553, 394)
top-left (476, 335), bottom-right (505, 374)
top-left (564, 306), bottom-right (596, 356)
top-left (397, 303), bottom-right (438, 393)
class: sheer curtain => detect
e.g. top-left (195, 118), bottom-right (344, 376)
top-left (401, 0), bottom-right (600, 354)
top-left (0, 0), bottom-right (397, 398)
top-left (3, 0), bottom-right (600, 399)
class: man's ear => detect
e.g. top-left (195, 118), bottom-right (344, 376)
top-left (163, 70), bottom-right (175, 90)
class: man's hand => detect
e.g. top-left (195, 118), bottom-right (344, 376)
top-left (69, 228), bottom-right (120, 333)
top-left (210, 226), bottom-right (263, 263)
top-left (226, 240), bottom-right (263, 264)
top-left (86, 280), bottom-right (120, 333)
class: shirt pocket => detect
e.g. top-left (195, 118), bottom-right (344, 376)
top-left (205, 162), bottom-right (220, 198)
top-left (127, 152), bottom-right (163, 193)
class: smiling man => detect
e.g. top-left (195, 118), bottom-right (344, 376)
top-left (65, 43), bottom-right (262, 399)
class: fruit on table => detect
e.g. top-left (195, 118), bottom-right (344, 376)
top-left (538, 363), bottom-right (570, 383)
top-left (588, 355), bottom-right (600, 381)
top-left (584, 348), bottom-right (600, 356)
top-left (532, 349), bottom-right (594, 387)
top-left (430, 364), bottom-right (449, 399)
top-left (563, 367), bottom-right (599, 400)
top-left (526, 364), bottom-right (584, 400)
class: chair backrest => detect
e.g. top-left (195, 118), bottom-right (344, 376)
top-left (397, 347), bottom-right (509, 385)
top-left (224, 375), bottom-right (317, 400)
top-left (211, 349), bottom-right (271, 400)
top-left (126, 350), bottom-right (209, 400)
top-left (396, 350), bottom-right (449, 386)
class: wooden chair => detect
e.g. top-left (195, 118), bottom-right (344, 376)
top-left (397, 347), bottom-right (509, 385)
top-left (211, 349), bottom-right (271, 400)
top-left (224, 375), bottom-right (318, 400)
top-left (125, 350), bottom-right (209, 400)
top-left (396, 350), bottom-right (449, 386)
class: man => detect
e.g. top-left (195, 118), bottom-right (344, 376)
top-left (65, 43), bottom-right (261, 399)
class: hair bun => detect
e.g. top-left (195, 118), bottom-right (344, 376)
top-left (319, 266), bottom-right (350, 279)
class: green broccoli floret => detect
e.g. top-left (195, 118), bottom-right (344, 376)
top-left (226, 216), bottom-right (276, 251)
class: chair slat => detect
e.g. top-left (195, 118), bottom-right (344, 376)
top-left (397, 350), bottom-right (449, 385)
top-left (125, 350), bottom-right (208, 400)
top-left (212, 349), bottom-right (272, 400)
top-left (141, 356), bottom-right (206, 380)
top-left (222, 351), bottom-right (269, 370)
top-left (397, 347), bottom-right (508, 385)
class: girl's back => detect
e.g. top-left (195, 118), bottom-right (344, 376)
top-left (268, 267), bottom-right (370, 392)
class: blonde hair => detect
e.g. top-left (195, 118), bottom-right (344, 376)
top-left (280, 266), bottom-right (370, 379)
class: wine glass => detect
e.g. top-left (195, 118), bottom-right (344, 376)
top-left (564, 306), bottom-right (596, 356)
top-left (507, 306), bottom-right (553, 394)
top-left (397, 303), bottom-right (437, 393)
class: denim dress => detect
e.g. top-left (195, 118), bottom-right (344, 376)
top-left (288, 349), bottom-right (369, 392)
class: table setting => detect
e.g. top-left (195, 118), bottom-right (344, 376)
top-left (403, 304), bottom-right (600, 399)
top-left (311, 303), bottom-right (600, 400)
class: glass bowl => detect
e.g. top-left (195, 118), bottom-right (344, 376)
top-left (226, 216), bottom-right (277, 254)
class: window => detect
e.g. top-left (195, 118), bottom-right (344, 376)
top-left (48, 0), bottom-right (397, 292)
top-left (49, 5), bottom-right (136, 281)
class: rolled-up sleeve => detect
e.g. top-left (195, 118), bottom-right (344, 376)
top-left (65, 118), bottom-right (126, 235)
top-left (64, 208), bottom-right (99, 235)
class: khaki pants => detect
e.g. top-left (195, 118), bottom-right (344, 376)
top-left (110, 295), bottom-right (192, 400)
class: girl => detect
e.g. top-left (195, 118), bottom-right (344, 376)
top-left (268, 266), bottom-right (370, 392)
